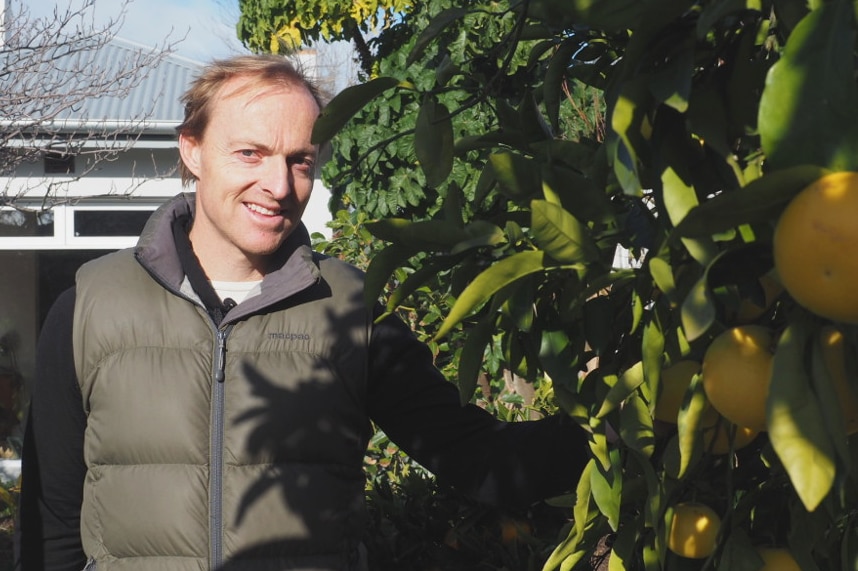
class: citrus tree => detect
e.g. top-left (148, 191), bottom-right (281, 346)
top-left (238, 0), bottom-right (411, 73)
top-left (242, 0), bottom-right (858, 569)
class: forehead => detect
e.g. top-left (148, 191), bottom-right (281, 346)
top-left (213, 75), bottom-right (318, 113)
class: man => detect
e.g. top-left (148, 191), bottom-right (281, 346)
top-left (20, 55), bottom-right (589, 571)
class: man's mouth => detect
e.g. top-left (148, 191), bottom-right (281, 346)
top-left (245, 203), bottom-right (282, 216)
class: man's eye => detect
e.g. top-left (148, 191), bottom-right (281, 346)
top-left (290, 156), bottom-right (315, 169)
top-left (239, 149), bottom-right (256, 157)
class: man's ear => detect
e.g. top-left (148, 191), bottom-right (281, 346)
top-left (178, 133), bottom-right (202, 179)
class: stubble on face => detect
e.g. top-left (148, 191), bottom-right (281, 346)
top-left (181, 75), bottom-right (320, 281)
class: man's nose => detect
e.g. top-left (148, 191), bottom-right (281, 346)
top-left (261, 158), bottom-right (291, 198)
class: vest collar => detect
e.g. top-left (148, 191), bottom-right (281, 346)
top-left (134, 192), bottom-right (321, 316)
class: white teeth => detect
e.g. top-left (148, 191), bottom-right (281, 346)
top-left (246, 203), bottom-right (279, 216)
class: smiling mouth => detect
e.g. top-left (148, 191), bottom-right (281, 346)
top-left (245, 203), bottom-right (282, 216)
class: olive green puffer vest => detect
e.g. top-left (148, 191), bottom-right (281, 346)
top-left (73, 242), bottom-right (372, 570)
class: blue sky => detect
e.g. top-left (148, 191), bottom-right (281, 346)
top-left (26, 0), bottom-right (249, 62)
top-left (23, 0), bottom-right (359, 93)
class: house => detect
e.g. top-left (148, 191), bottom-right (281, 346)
top-left (0, 36), bottom-right (333, 467)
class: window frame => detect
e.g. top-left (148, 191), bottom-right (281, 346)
top-left (0, 202), bottom-right (162, 250)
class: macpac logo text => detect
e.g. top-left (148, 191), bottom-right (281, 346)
top-left (268, 332), bottom-right (311, 341)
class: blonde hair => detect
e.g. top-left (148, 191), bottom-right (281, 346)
top-left (176, 54), bottom-right (326, 186)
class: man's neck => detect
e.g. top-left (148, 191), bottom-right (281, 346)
top-left (187, 230), bottom-right (269, 282)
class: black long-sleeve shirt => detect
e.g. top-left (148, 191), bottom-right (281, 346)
top-left (21, 279), bottom-right (589, 571)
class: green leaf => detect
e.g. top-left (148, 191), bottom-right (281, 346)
top-left (717, 528), bottom-right (764, 571)
top-left (598, 361), bottom-right (644, 419)
top-left (531, 199), bottom-right (599, 263)
top-left (364, 244), bottom-right (414, 308)
top-left (842, 516), bottom-right (858, 571)
top-left (434, 250), bottom-right (549, 339)
top-left (450, 221), bottom-right (506, 255)
top-left (583, 296), bottom-right (613, 357)
top-left (609, 512), bottom-right (640, 571)
top-left (366, 218), bottom-right (469, 251)
top-left (687, 82), bottom-right (731, 157)
top-left (415, 96), bottom-right (454, 187)
top-left (628, 448), bottom-right (663, 530)
top-left (641, 318), bottom-right (665, 406)
top-left (385, 255), bottom-right (463, 314)
top-left (661, 164), bottom-right (718, 266)
top-left (673, 165), bottom-right (829, 238)
top-left (620, 391), bottom-right (656, 458)
top-left (573, 457), bottom-right (597, 541)
top-left (544, 39), bottom-right (578, 132)
top-left (543, 460), bottom-right (597, 571)
top-left (648, 257), bottom-right (675, 300)
top-left (408, 7), bottom-right (469, 65)
top-left (456, 317), bottom-right (496, 405)
top-left (534, 138), bottom-right (598, 172)
top-left (539, 329), bottom-right (582, 383)
top-left (676, 374), bottom-right (707, 478)
top-left (648, 32), bottom-right (694, 113)
top-left (590, 446), bottom-right (623, 531)
top-left (681, 274), bottom-right (716, 342)
top-left (312, 76), bottom-right (401, 144)
top-left (454, 131), bottom-right (523, 153)
top-left (759, 0), bottom-right (858, 171)
top-left (610, 78), bottom-right (649, 196)
top-left (768, 320), bottom-right (836, 511)
top-left (488, 151), bottom-right (541, 201)
top-left (541, 163), bottom-right (616, 225)
top-left (809, 330), bottom-right (850, 466)
top-left (697, 0), bottom-right (760, 38)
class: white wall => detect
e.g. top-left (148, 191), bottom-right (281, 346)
top-left (3, 145), bottom-right (334, 238)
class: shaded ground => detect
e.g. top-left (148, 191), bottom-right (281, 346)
top-left (0, 516), bottom-right (609, 570)
top-left (0, 516), bottom-right (13, 570)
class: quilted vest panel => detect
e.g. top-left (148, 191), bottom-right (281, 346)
top-left (73, 249), bottom-right (372, 570)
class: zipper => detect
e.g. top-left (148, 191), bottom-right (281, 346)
top-left (209, 324), bottom-right (233, 568)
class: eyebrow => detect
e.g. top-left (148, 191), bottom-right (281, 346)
top-left (230, 139), bottom-right (317, 157)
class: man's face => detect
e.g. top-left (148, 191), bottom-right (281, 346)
top-left (179, 76), bottom-right (320, 277)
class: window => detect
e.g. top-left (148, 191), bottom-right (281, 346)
top-left (74, 210), bottom-right (151, 237)
top-left (44, 152), bottom-right (75, 175)
top-left (0, 203), bottom-right (161, 250)
top-left (0, 209), bottom-right (53, 238)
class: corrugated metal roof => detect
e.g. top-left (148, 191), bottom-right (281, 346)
top-left (1, 35), bottom-right (202, 131)
top-left (72, 37), bottom-right (202, 124)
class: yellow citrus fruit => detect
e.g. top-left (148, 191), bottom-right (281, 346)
top-left (499, 517), bottom-right (532, 544)
top-left (819, 326), bottom-right (858, 435)
top-left (699, 406), bottom-right (759, 455)
top-left (756, 547), bottom-right (802, 571)
top-left (774, 171), bottom-right (858, 323)
top-left (667, 502), bottom-right (721, 559)
top-left (654, 360), bottom-right (701, 423)
top-left (702, 325), bottom-right (774, 431)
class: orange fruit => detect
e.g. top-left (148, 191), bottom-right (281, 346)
top-left (667, 502), bottom-right (721, 559)
top-left (654, 360), bottom-right (701, 423)
top-left (699, 406), bottom-right (759, 454)
top-left (500, 517), bottom-right (532, 543)
top-left (702, 325), bottom-right (774, 431)
top-left (756, 547), bottom-right (802, 571)
top-left (774, 171), bottom-right (858, 323)
top-left (819, 326), bottom-right (858, 435)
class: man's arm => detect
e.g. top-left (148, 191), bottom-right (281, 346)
top-left (19, 287), bottom-right (87, 570)
top-left (367, 311), bottom-right (590, 510)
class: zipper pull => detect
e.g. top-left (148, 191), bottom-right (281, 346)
top-left (215, 329), bottom-right (227, 383)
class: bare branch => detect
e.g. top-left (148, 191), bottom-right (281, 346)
top-left (0, 0), bottom-right (186, 206)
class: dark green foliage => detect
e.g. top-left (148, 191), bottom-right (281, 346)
top-left (250, 0), bottom-right (858, 568)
